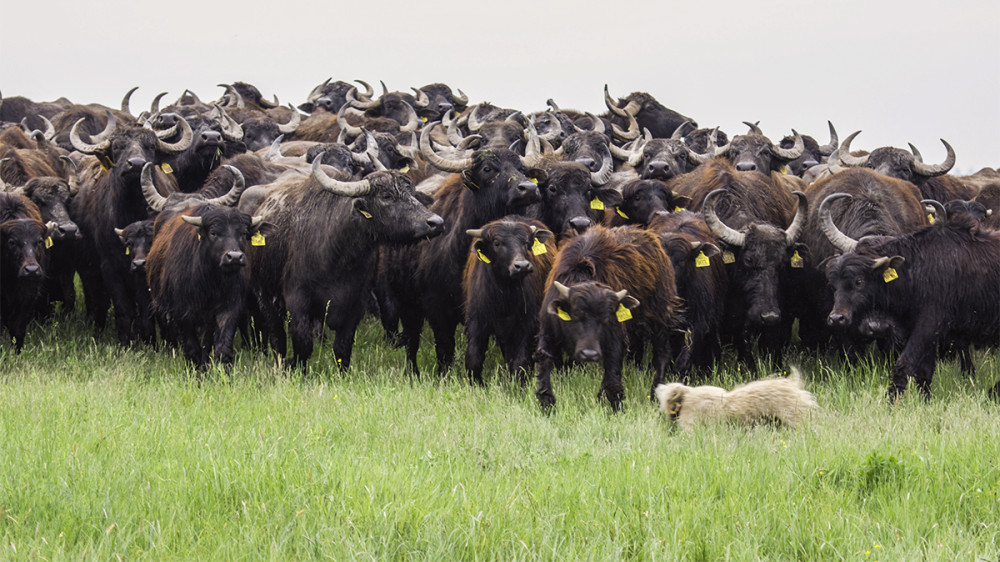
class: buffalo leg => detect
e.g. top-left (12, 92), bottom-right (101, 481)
top-left (464, 319), bottom-right (490, 386)
top-left (889, 318), bottom-right (940, 400)
top-left (600, 338), bottom-right (626, 412)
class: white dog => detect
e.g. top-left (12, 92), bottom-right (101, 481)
top-left (655, 366), bottom-right (817, 430)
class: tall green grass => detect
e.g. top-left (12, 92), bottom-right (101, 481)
top-left (1, 308), bottom-right (998, 560)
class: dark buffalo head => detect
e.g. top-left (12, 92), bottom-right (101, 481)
top-left (1, 218), bottom-right (53, 279)
top-left (720, 123), bottom-right (805, 173)
top-left (421, 121), bottom-right (542, 210)
top-left (839, 132), bottom-right (956, 183)
top-left (703, 188), bottom-right (808, 327)
top-left (921, 198), bottom-right (991, 228)
top-left (416, 83), bottom-right (468, 122)
top-left (141, 163), bottom-right (246, 213)
top-left (114, 219), bottom-right (155, 273)
top-left (779, 121), bottom-right (837, 176)
top-left (221, 82), bottom-right (280, 111)
top-left (825, 252), bottom-right (904, 328)
top-left (537, 161), bottom-right (621, 236)
top-left (603, 85), bottom-right (697, 139)
top-left (299, 79), bottom-right (354, 114)
top-left (545, 280), bottom-right (638, 362)
top-left (638, 122), bottom-right (704, 181)
top-left (10, 177), bottom-right (79, 241)
top-left (312, 157), bottom-right (445, 242)
top-left (181, 205), bottom-right (265, 272)
top-left (71, 111), bottom-right (193, 181)
top-left (466, 219), bottom-right (553, 282)
top-left (649, 210), bottom-right (721, 279)
top-left (684, 127), bottom-right (730, 155)
top-left (305, 144), bottom-right (364, 177)
top-left (556, 131), bottom-right (614, 184)
top-left (617, 179), bottom-right (690, 225)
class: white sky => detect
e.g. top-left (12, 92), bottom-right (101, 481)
top-left (3, 0), bottom-right (997, 171)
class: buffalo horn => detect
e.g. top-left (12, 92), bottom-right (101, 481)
top-left (276, 104), bottom-right (301, 134)
top-left (520, 120), bottom-right (542, 168)
top-left (837, 131), bottom-right (869, 167)
top-left (743, 121), bottom-right (763, 135)
top-left (260, 93), bottom-right (280, 109)
top-left (140, 163), bottom-right (169, 212)
top-left (702, 189), bottom-right (746, 247)
top-left (450, 88), bottom-right (468, 106)
top-left (466, 229), bottom-right (483, 239)
top-left (420, 121), bottom-right (472, 172)
top-left (772, 130), bottom-right (804, 161)
top-left (337, 103), bottom-right (364, 139)
top-left (911, 139), bottom-right (955, 177)
top-left (784, 191), bottom-right (808, 245)
top-left (121, 86), bottom-right (138, 116)
top-left (59, 155), bottom-right (80, 195)
top-left (553, 281), bottom-right (571, 298)
top-left (398, 101), bottom-right (421, 132)
top-left (181, 215), bottom-right (203, 227)
top-left (817, 121), bottom-right (838, 156)
top-left (204, 165), bottom-right (247, 207)
top-left (156, 116), bottom-right (194, 154)
top-left (70, 111), bottom-right (117, 154)
top-left (411, 87), bottom-right (429, 109)
top-left (818, 192), bottom-right (858, 253)
top-left (312, 154), bottom-right (372, 196)
top-left (921, 199), bottom-right (947, 222)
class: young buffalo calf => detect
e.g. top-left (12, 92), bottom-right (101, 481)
top-left (462, 216), bottom-right (555, 385)
top-left (146, 204), bottom-right (266, 368)
top-left (1, 218), bottom-right (55, 351)
top-left (534, 225), bottom-right (686, 411)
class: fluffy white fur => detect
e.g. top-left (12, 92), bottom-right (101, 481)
top-left (655, 366), bottom-right (817, 430)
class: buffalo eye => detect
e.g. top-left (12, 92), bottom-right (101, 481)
top-left (481, 165), bottom-right (493, 175)
top-left (854, 277), bottom-right (865, 289)
top-left (493, 240), bottom-right (502, 249)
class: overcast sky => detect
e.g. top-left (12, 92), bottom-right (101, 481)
top-left (3, 0), bottom-right (997, 171)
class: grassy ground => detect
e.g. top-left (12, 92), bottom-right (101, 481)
top-left (1, 308), bottom-right (998, 560)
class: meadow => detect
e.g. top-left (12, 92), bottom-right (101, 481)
top-left (1, 308), bottom-right (998, 560)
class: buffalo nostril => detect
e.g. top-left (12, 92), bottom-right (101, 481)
top-left (568, 216), bottom-right (591, 231)
top-left (131, 259), bottom-right (146, 272)
top-left (827, 313), bottom-right (846, 327)
top-left (517, 181), bottom-right (538, 194)
top-left (21, 264), bottom-right (41, 277)
top-left (426, 215), bottom-right (444, 228)
top-left (202, 131), bottom-right (222, 143)
top-left (575, 157), bottom-right (596, 170)
top-left (59, 224), bottom-right (78, 235)
top-left (127, 158), bottom-right (146, 169)
top-left (736, 162), bottom-right (757, 172)
top-left (577, 349), bottom-right (601, 362)
top-left (224, 251), bottom-right (246, 266)
top-left (511, 260), bottom-right (532, 273)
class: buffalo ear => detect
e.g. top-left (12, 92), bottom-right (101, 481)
top-left (472, 238), bottom-right (487, 255)
top-left (871, 255), bottom-right (905, 271)
top-left (594, 186), bottom-right (623, 207)
top-left (614, 289), bottom-right (640, 309)
top-left (788, 242), bottom-right (810, 258)
top-left (671, 195), bottom-right (692, 210)
top-left (696, 242), bottom-right (720, 258)
top-left (888, 255), bottom-right (905, 269)
top-left (545, 298), bottom-right (568, 318)
top-left (526, 168), bottom-right (548, 186)
top-left (352, 198), bottom-right (372, 218)
top-left (532, 228), bottom-right (555, 244)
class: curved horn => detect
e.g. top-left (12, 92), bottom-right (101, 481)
top-left (702, 189), bottom-right (746, 247)
top-left (410, 87), bottom-right (429, 109)
top-left (251, 215), bottom-right (264, 229)
top-left (347, 86), bottom-right (381, 110)
top-left (276, 104), bottom-right (301, 134)
top-left (772, 129), bottom-right (804, 161)
top-left (817, 121), bottom-right (838, 156)
top-left (312, 154), bottom-right (372, 196)
top-left (260, 93), bottom-right (280, 109)
top-left (380, 81), bottom-right (389, 96)
top-left (784, 191), bottom-right (808, 245)
top-left (921, 199), bottom-right (947, 222)
top-left (911, 139), bottom-right (956, 177)
top-left (265, 135), bottom-right (284, 161)
top-left (743, 121), bottom-right (763, 135)
top-left (337, 103), bottom-right (365, 139)
top-left (671, 121), bottom-right (690, 141)
top-left (466, 105), bottom-right (488, 132)
top-left (213, 104), bottom-right (244, 142)
top-left (121, 86), bottom-right (138, 116)
top-left (114, 228), bottom-right (125, 238)
top-left (450, 88), bottom-right (468, 106)
top-left (70, 110), bottom-right (116, 154)
top-left (307, 77), bottom-right (332, 103)
top-left (537, 112), bottom-right (564, 142)
top-left (445, 110), bottom-right (467, 146)
top-left (60, 155), bottom-right (80, 195)
top-left (354, 80), bottom-right (374, 99)
top-left (181, 215), bottom-right (203, 227)
top-left (611, 111), bottom-right (639, 140)
top-left (604, 84), bottom-right (629, 118)
top-left (149, 92), bottom-right (167, 115)
top-left (818, 193), bottom-right (858, 253)
top-left (546, 98), bottom-right (560, 112)
top-left (219, 84), bottom-right (245, 109)
top-left (397, 132), bottom-right (420, 160)
top-left (553, 281), bottom-right (571, 298)
top-left (205, 165), bottom-right (247, 207)
top-left (369, 152), bottom-right (388, 172)
top-left (590, 150), bottom-right (613, 186)
top-left (37, 115), bottom-right (56, 141)
top-left (156, 115), bottom-right (194, 154)
top-left (520, 120), bottom-right (542, 168)
top-left (466, 229), bottom-right (483, 239)
top-left (420, 121), bottom-right (473, 172)
top-left (837, 131), bottom-right (869, 167)
top-left (140, 163), bottom-right (169, 212)
top-left (585, 113), bottom-right (606, 135)
top-left (907, 143), bottom-right (923, 160)
top-left (398, 101), bottom-right (421, 132)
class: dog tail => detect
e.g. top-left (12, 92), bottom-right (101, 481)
top-left (787, 365), bottom-right (802, 384)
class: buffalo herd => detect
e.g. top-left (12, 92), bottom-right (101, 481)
top-left (1, 81), bottom-right (998, 408)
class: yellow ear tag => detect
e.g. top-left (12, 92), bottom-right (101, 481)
top-left (124, 246), bottom-right (130, 255)
top-left (529, 177), bottom-right (538, 184)
top-left (883, 267), bottom-right (899, 283)
top-left (531, 238), bottom-right (547, 256)
top-left (695, 251), bottom-right (710, 268)
top-left (197, 233), bottom-right (201, 241)
top-left (359, 209), bottom-right (373, 219)
top-left (779, 165), bottom-right (788, 175)
top-left (161, 163), bottom-right (173, 174)
top-left (723, 250), bottom-right (736, 264)
top-left (790, 250), bottom-right (804, 268)
top-left (615, 206), bottom-right (629, 219)
top-left (421, 117), bottom-right (428, 123)
top-left (556, 307), bottom-right (571, 321)
top-left (590, 197), bottom-right (605, 210)
top-left (476, 248), bottom-right (491, 264)
top-left (251, 232), bottom-right (266, 246)
top-left (927, 213), bottom-right (935, 224)
top-left (399, 165), bottom-right (410, 174)
top-left (45, 237), bottom-right (54, 249)
top-left (616, 303), bottom-right (633, 322)
top-left (674, 206), bottom-right (684, 212)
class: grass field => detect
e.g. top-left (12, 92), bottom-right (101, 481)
top-left (2, 308), bottom-right (999, 560)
